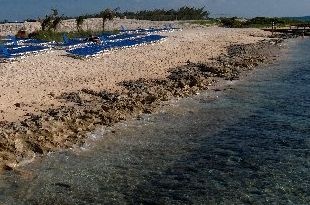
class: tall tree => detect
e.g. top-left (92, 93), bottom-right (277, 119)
top-left (51, 16), bottom-right (62, 31)
top-left (76, 16), bottom-right (85, 31)
top-left (99, 9), bottom-right (114, 31)
top-left (41, 15), bottom-right (53, 31)
top-left (41, 9), bottom-right (62, 31)
top-left (51, 9), bottom-right (58, 17)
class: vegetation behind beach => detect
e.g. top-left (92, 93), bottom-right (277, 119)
top-left (219, 16), bottom-right (310, 28)
top-left (1, 6), bottom-right (309, 41)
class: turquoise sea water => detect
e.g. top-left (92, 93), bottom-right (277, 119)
top-left (0, 38), bottom-right (309, 204)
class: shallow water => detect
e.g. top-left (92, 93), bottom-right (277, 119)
top-left (1, 38), bottom-right (309, 205)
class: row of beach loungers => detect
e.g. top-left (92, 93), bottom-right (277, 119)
top-left (0, 26), bottom-right (179, 61)
top-left (67, 34), bottom-right (166, 58)
top-left (0, 36), bottom-right (54, 61)
top-left (0, 37), bottom-right (51, 61)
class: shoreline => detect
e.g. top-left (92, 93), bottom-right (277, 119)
top-left (0, 28), bottom-right (286, 172)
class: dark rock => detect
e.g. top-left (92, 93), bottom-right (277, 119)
top-left (58, 92), bottom-right (83, 104)
top-left (14, 103), bottom-right (21, 108)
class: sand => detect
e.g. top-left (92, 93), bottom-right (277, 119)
top-left (0, 27), bottom-right (270, 122)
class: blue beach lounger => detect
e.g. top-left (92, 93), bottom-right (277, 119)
top-left (67, 44), bottom-right (106, 58)
top-left (0, 43), bottom-right (50, 62)
top-left (0, 45), bottom-right (20, 61)
top-left (66, 33), bottom-right (166, 58)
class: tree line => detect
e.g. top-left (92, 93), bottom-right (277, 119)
top-left (70, 6), bottom-right (209, 21)
top-left (220, 17), bottom-right (308, 28)
top-left (121, 7), bottom-right (209, 21)
top-left (37, 6), bottom-right (209, 32)
top-left (38, 8), bottom-right (115, 31)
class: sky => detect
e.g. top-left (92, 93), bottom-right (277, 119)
top-left (0, 0), bottom-right (309, 21)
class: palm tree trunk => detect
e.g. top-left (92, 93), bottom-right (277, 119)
top-left (102, 18), bottom-right (105, 31)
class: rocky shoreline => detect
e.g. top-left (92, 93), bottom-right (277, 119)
top-left (0, 37), bottom-right (284, 172)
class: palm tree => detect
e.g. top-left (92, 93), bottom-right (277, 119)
top-left (76, 16), bottom-right (85, 31)
top-left (99, 9), bottom-right (114, 31)
top-left (51, 16), bottom-right (62, 31)
top-left (41, 9), bottom-right (62, 31)
top-left (51, 9), bottom-right (58, 17)
top-left (41, 15), bottom-right (52, 31)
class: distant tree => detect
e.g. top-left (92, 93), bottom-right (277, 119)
top-left (51, 9), bottom-right (58, 17)
top-left (220, 17), bottom-right (244, 28)
top-left (114, 7), bottom-right (125, 19)
top-left (76, 16), bottom-right (85, 31)
top-left (51, 16), bottom-right (62, 31)
top-left (41, 15), bottom-right (53, 31)
top-left (176, 6), bottom-right (209, 20)
top-left (121, 6), bottom-right (209, 21)
top-left (41, 9), bottom-right (62, 31)
top-left (99, 9), bottom-right (115, 31)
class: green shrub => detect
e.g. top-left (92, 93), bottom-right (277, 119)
top-left (219, 17), bottom-right (305, 28)
top-left (220, 17), bottom-right (244, 28)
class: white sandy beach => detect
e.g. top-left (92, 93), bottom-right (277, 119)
top-left (0, 27), bottom-right (270, 122)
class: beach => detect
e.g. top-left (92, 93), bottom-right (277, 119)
top-left (0, 27), bottom-right (269, 122)
top-left (1, 37), bottom-right (309, 204)
top-left (0, 27), bottom-right (281, 171)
